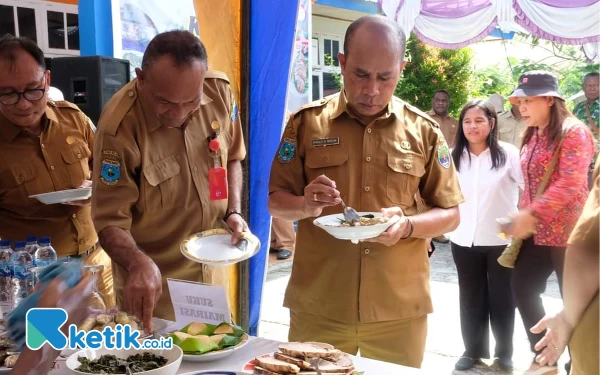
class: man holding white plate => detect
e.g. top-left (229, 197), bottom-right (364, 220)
top-left (268, 15), bottom-right (463, 368)
top-left (0, 35), bottom-right (114, 307)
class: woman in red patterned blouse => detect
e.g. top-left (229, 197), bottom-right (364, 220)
top-left (506, 71), bottom-right (595, 375)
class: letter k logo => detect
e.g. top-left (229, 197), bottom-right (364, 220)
top-left (26, 308), bottom-right (68, 350)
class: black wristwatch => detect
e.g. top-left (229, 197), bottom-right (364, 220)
top-left (224, 210), bottom-right (244, 221)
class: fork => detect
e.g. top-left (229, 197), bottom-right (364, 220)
top-left (340, 198), bottom-right (361, 226)
top-left (307, 357), bottom-right (322, 375)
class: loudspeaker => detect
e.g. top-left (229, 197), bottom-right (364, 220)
top-left (50, 56), bottom-right (130, 125)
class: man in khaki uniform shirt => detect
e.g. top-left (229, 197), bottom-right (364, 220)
top-left (0, 35), bottom-right (114, 307)
top-left (92, 31), bottom-right (247, 330)
top-left (497, 103), bottom-right (526, 149)
top-left (427, 89), bottom-right (459, 148)
top-left (269, 16), bottom-right (463, 368)
top-left (531, 155), bottom-right (599, 375)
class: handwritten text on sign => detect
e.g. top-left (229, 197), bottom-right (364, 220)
top-left (167, 278), bottom-right (231, 327)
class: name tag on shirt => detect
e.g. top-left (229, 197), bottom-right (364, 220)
top-left (311, 137), bottom-right (340, 147)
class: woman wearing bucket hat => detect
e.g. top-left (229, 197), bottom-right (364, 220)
top-left (502, 71), bottom-right (595, 375)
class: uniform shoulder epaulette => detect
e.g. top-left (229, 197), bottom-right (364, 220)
top-left (293, 96), bottom-right (332, 116)
top-left (48, 100), bottom-right (81, 111)
top-left (402, 101), bottom-right (440, 128)
top-left (204, 70), bottom-right (230, 83)
top-left (98, 81), bottom-right (137, 136)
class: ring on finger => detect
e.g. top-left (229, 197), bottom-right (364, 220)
top-left (313, 193), bottom-right (318, 202)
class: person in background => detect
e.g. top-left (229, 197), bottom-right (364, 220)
top-left (427, 89), bottom-right (459, 244)
top-left (531, 154), bottom-right (599, 375)
top-left (572, 72), bottom-right (599, 188)
top-left (0, 35), bottom-right (114, 307)
top-left (449, 99), bottom-right (523, 372)
top-left (504, 71), bottom-right (595, 375)
top-left (270, 218), bottom-right (295, 260)
top-left (488, 93), bottom-right (504, 113)
top-left (427, 89), bottom-right (459, 147)
top-left (498, 96), bottom-right (527, 150)
top-left (268, 15), bottom-right (463, 368)
top-left (92, 31), bottom-right (248, 330)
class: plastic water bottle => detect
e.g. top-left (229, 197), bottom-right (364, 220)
top-left (25, 236), bottom-right (39, 256)
top-left (34, 237), bottom-right (57, 267)
top-left (10, 241), bottom-right (33, 308)
top-left (0, 241), bottom-right (13, 313)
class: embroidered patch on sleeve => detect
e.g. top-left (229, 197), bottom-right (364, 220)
top-left (100, 155), bottom-right (121, 185)
top-left (437, 143), bottom-right (451, 169)
top-left (277, 138), bottom-right (296, 163)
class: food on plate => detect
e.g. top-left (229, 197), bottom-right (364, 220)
top-left (76, 352), bottom-right (167, 373)
top-left (166, 321), bottom-right (246, 355)
top-left (338, 215), bottom-right (389, 227)
top-left (253, 342), bottom-right (359, 375)
top-left (78, 312), bottom-right (153, 335)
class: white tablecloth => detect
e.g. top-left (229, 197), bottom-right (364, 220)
top-left (175, 337), bottom-right (422, 374)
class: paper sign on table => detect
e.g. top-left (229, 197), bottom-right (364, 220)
top-left (167, 278), bottom-right (231, 328)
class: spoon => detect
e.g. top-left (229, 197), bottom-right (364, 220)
top-left (340, 198), bottom-right (360, 226)
top-left (220, 219), bottom-right (249, 252)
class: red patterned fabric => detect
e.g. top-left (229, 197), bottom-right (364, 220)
top-left (520, 118), bottom-right (595, 246)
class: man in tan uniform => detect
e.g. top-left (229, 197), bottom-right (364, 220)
top-left (270, 218), bottom-right (295, 260)
top-left (269, 16), bottom-right (463, 368)
top-left (92, 31), bottom-right (247, 330)
top-left (497, 102), bottom-right (526, 149)
top-left (427, 89), bottom-right (459, 148)
top-left (0, 35), bottom-right (114, 307)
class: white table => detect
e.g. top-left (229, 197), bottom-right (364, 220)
top-left (175, 337), bottom-right (422, 374)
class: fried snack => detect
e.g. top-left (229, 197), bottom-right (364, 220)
top-left (95, 314), bottom-right (113, 325)
top-left (79, 317), bottom-right (97, 333)
top-left (4, 354), bottom-right (18, 368)
top-left (115, 311), bottom-right (129, 325)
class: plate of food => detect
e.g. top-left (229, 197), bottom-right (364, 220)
top-left (66, 347), bottom-right (183, 375)
top-left (313, 212), bottom-right (394, 243)
top-left (243, 342), bottom-right (363, 375)
top-left (0, 336), bottom-right (18, 374)
top-left (164, 321), bottom-right (249, 362)
top-left (29, 188), bottom-right (92, 204)
top-left (180, 229), bottom-right (261, 266)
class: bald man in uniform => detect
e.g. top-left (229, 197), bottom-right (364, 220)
top-left (0, 35), bottom-right (114, 307)
top-left (91, 31), bottom-right (247, 330)
top-left (268, 16), bottom-right (463, 368)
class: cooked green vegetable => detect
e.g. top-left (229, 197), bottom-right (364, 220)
top-left (75, 352), bottom-right (167, 373)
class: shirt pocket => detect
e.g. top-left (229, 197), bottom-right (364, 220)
top-left (305, 148), bottom-right (349, 197)
top-left (61, 142), bottom-right (92, 187)
top-left (0, 163), bottom-right (39, 198)
top-left (386, 153), bottom-right (425, 206)
top-left (499, 126), bottom-right (515, 142)
top-left (142, 156), bottom-right (184, 213)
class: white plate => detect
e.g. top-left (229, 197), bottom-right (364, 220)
top-left (313, 212), bottom-right (395, 244)
top-left (66, 345), bottom-right (183, 375)
top-left (180, 230), bottom-right (260, 266)
top-left (29, 188), bottom-right (92, 205)
top-left (180, 333), bottom-right (250, 363)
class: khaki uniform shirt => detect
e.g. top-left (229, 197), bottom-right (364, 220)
top-left (426, 110), bottom-right (458, 147)
top-left (270, 92), bottom-right (464, 323)
top-left (0, 101), bottom-right (97, 256)
top-left (567, 155), bottom-right (599, 375)
top-left (497, 110), bottom-right (526, 149)
top-left (92, 71), bottom-right (246, 320)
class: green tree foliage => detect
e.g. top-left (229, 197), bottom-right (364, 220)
top-left (396, 33), bottom-right (474, 117)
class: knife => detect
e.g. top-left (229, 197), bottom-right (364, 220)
top-left (220, 219), bottom-right (248, 252)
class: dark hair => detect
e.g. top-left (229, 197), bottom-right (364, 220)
top-left (521, 97), bottom-right (571, 149)
top-left (451, 99), bottom-right (506, 172)
top-left (0, 34), bottom-right (46, 70)
top-left (434, 89), bottom-right (450, 100)
top-left (343, 15), bottom-right (406, 63)
top-left (141, 30), bottom-right (208, 71)
top-left (583, 72), bottom-right (599, 85)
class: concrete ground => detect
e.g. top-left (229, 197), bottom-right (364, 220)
top-left (259, 242), bottom-right (569, 374)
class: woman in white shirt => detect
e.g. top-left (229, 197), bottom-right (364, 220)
top-left (449, 99), bottom-right (524, 371)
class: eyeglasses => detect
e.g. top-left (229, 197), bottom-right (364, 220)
top-left (0, 78), bottom-right (47, 106)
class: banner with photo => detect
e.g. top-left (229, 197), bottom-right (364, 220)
top-left (286, 0), bottom-right (312, 116)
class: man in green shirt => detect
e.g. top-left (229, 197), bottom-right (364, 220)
top-left (573, 72), bottom-right (599, 187)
